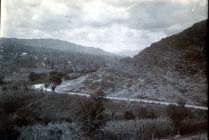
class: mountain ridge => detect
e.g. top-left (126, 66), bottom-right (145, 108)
top-left (0, 37), bottom-right (116, 56)
top-left (57, 19), bottom-right (208, 106)
top-left (132, 19), bottom-right (207, 75)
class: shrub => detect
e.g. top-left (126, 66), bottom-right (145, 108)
top-left (49, 71), bottom-right (63, 85)
top-left (167, 104), bottom-right (192, 134)
top-left (2, 81), bottom-right (29, 91)
top-left (48, 71), bottom-right (63, 92)
top-left (77, 89), bottom-right (106, 137)
top-left (28, 72), bottom-right (47, 83)
top-left (124, 111), bottom-right (135, 120)
top-left (17, 122), bottom-right (83, 140)
top-left (179, 119), bottom-right (208, 135)
top-left (0, 90), bottom-right (45, 139)
top-left (134, 105), bottom-right (157, 119)
top-left (0, 76), bottom-right (5, 85)
top-left (28, 72), bottom-right (38, 82)
top-left (96, 119), bottom-right (173, 140)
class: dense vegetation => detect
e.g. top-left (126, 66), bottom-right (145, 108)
top-left (0, 20), bottom-right (207, 139)
top-left (0, 82), bottom-right (207, 139)
top-left (0, 42), bottom-right (119, 77)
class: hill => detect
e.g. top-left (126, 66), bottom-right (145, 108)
top-left (0, 38), bottom-right (119, 81)
top-left (57, 20), bottom-right (207, 106)
top-left (0, 38), bottom-right (115, 56)
top-left (132, 19), bottom-right (207, 76)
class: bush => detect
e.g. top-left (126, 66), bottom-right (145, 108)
top-left (179, 119), bottom-right (208, 135)
top-left (28, 72), bottom-right (47, 83)
top-left (0, 90), bottom-right (45, 139)
top-left (77, 89), bottom-right (106, 137)
top-left (96, 119), bottom-right (173, 140)
top-left (48, 71), bottom-right (63, 92)
top-left (167, 104), bottom-right (193, 134)
top-left (49, 71), bottom-right (63, 85)
top-left (124, 111), bottom-right (135, 120)
top-left (28, 72), bottom-right (38, 82)
top-left (0, 76), bottom-right (5, 85)
top-left (17, 122), bottom-right (83, 140)
top-left (1, 81), bottom-right (30, 91)
top-left (134, 105), bottom-right (157, 119)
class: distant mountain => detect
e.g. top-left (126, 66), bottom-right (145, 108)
top-left (115, 50), bottom-right (141, 57)
top-left (0, 38), bottom-right (120, 77)
top-left (0, 38), bottom-right (115, 56)
top-left (59, 20), bottom-right (207, 106)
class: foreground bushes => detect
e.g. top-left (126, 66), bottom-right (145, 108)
top-left (167, 103), bottom-right (195, 135)
top-left (17, 122), bottom-right (83, 140)
top-left (0, 89), bottom-right (207, 140)
top-left (96, 119), bottom-right (173, 140)
top-left (15, 118), bottom-right (208, 140)
top-left (134, 105), bottom-right (158, 119)
top-left (28, 72), bottom-right (48, 83)
top-left (179, 119), bottom-right (208, 135)
top-left (77, 90), bottom-right (106, 137)
top-left (16, 119), bottom-right (172, 140)
top-left (0, 90), bottom-right (46, 140)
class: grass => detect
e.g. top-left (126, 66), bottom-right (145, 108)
top-left (0, 87), bottom-right (207, 139)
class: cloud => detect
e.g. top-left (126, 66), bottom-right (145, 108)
top-left (1, 0), bottom-right (208, 53)
top-left (128, 0), bottom-right (207, 34)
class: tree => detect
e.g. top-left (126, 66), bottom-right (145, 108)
top-left (167, 100), bottom-right (191, 135)
top-left (77, 89), bottom-right (106, 137)
top-left (49, 71), bottom-right (62, 85)
top-left (48, 71), bottom-right (63, 92)
top-left (50, 82), bottom-right (57, 92)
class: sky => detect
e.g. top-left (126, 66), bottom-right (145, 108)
top-left (0, 0), bottom-right (208, 54)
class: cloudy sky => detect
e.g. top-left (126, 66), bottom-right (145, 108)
top-left (0, 0), bottom-right (208, 54)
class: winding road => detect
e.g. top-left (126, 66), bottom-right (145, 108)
top-left (32, 84), bottom-right (208, 111)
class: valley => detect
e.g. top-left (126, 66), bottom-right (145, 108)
top-left (0, 20), bottom-right (208, 140)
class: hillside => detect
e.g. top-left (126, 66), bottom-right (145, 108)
top-left (56, 20), bottom-right (207, 106)
top-left (0, 39), bottom-right (119, 82)
top-left (0, 38), bottom-right (115, 56)
top-left (132, 20), bottom-right (207, 76)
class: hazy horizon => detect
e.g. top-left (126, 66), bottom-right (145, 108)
top-left (0, 0), bottom-right (207, 53)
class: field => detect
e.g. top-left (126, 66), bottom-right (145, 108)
top-left (0, 82), bottom-right (207, 139)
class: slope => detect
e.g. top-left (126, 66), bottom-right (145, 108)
top-left (55, 20), bottom-right (207, 106)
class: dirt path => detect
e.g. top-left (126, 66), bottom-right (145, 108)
top-left (32, 83), bottom-right (208, 111)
